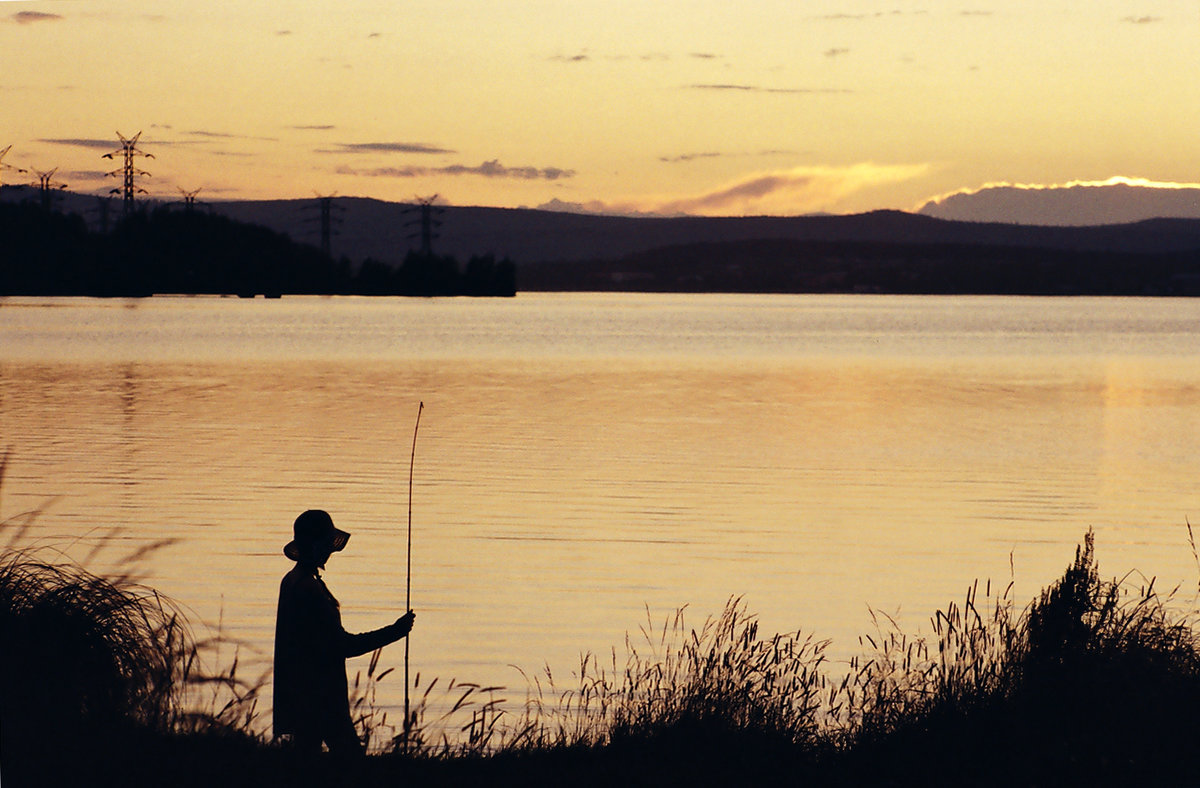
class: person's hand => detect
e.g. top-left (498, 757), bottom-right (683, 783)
top-left (394, 610), bottom-right (415, 637)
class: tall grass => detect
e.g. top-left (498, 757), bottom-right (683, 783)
top-left (502, 600), bottom-right (830, 754)
top-left (0, 454), bottom-right (267, 785)
top-left (815, 529), bottom-right (1200, 784)
top-left (439, 527), bottom-right (1200, 784)
top-left (0, 555), bottom-right (265, 736)
top-left (6, 436), bottom-right (1200, 785)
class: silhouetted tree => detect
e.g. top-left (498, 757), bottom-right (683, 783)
top-left (1, 200), bottom-right (517, 296)
top-left (0, 202), bottom-right (94, 295)
top-left (462, 253), bottom-right (517, 297)
top-left (400, 251), bottom-right (460, 296)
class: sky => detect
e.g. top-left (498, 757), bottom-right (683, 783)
top-left (3, 0), bottom-right (1199, 217)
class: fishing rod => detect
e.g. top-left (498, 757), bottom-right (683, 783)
top-left (403, 400), bottom-right (423, 750)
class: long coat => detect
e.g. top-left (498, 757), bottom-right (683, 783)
top-left (273, 564), bottom-right (402, 740)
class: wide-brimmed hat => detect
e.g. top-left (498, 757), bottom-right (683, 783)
top-left (284, 509), bottom-right (350, 561)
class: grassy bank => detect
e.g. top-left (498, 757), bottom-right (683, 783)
top-left (5, 501), bottom-right (1200, 786)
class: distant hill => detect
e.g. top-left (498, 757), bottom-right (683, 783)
top-left (5, 185), bottom-right (1200, 295)
top-left (210, 200), bottom-right (1200, 265)
top-left (11, 186), bottom-right (1200, 265)
top-left (919, 181), bottom-right (1200, 226)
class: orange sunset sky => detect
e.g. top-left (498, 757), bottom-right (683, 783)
top-left (3, 1), bottom-right (1198, 216)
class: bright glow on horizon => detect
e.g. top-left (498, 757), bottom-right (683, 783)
top-left (564, 162), bottom-right (933, 216)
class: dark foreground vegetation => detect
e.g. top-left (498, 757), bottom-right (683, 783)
top-left (0, 201), bottom-right (516, 297)
top-left (5, 476), bottom-right (1200, 787)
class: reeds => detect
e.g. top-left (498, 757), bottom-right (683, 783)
top-left (498, 598), bottom-right (831, 756)
top-left (0, 458), bottom-right (266, 775)
top-left (6, 437), bottom-right (1200, 787)
top-left (0, 552), bottom-right (267, 738)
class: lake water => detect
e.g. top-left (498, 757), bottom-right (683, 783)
top-left (3, 293), bottom-right (1200, 737)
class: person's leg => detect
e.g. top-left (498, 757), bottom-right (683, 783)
top-left (291, 728), bottom-right (324, 757)
top-left (323, 716), bottom-right (365, 759)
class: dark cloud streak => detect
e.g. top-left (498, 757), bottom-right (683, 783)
top-left (323, 142), bottom-right (456, 155)
top-left (811, 10), bottom-right (923, 20)
top-left (686, 84), bottom-right (852, 95)
top-left (660, 148), bottom-right (804, 164)
top-left (12, 11), bottom-right (63, 24)
top-left (660, 152), bottom-right (723, 163)
top-left (338, 159), bottom-right (574, 181)
top-left (185, 130), bottom-right (279, 142)
top-left (39, 138), bottom-right (119, 150)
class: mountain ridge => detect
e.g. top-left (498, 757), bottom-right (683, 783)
top-left (7, 186), bottom-right (1200, 268)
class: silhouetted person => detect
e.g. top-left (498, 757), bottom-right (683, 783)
top-left (274, 509), bottom-right (415, 757)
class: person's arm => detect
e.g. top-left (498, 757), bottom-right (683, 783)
top-left (338, 611), bottom-right (415, 658)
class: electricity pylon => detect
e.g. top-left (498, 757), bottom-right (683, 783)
top-left (0, 145), bottom-right (28, 190)
top-left (304, 192), bottom-right (344, 258)
top-left (102, 131), bottom-right (153, 217)
top-left (404, 194), bottom-right (443, 257)
top-left (29, 167), bottom-right (67, 211)
top-left (176, 187), bottom-right (206, 213)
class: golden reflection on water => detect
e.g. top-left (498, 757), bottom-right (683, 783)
top-left (4, 295), bottom-right (1200, 733)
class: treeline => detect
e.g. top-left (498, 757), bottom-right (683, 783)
top-left (0, 201), bottom-right (516, 297)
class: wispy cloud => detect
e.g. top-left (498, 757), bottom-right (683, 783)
top-left (659, 149), bottom-right (803, 164)
top-left (660, 152), bottom-right (724, 163)
top-left (1122, 15), bottom-right (1161, 24)
top-left (184, 130), bottom-right (279, 142)
top-left (686, 83), bottom-right (852, 95)
top-left (548, 52), bottom-right (590, 63)
top-left (291, 125), bottom-right (336, 131)
top-left (323, 142), bottom-right (456, 155)
top-left (39, 138), bottom-right (119, 150)
top-left (579, 163), bottom-right (930, 216)
top-left (824, 48), bottom-right (850, 58)
top-left (337, 159), bottom-right (575, 181)
top-left (11, 11), bottom-right (63, 24)
top-left (61, 170), bottom-right (110, 182)
top-left (811, 10), bottom-right (925, 20)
